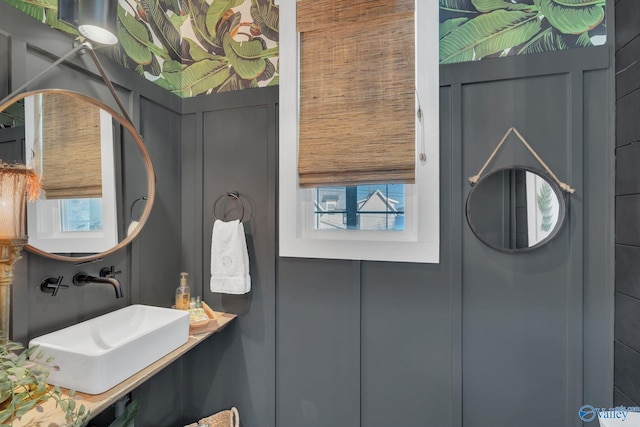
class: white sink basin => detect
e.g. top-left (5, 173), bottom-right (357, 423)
top-left (29, 304), bottom-right (189, 395)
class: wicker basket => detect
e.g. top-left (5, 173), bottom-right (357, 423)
top-left (197, 407), bottom-right (239, 427)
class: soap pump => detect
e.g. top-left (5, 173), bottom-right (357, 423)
top-left (175, 272), bottom-right (191, 310)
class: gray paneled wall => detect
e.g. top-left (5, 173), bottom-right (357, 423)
top-left (615, 0), bottom-right (640, 409)
top-left (182, 26), bottom-right (614, 427)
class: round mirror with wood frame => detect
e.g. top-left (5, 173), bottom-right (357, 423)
top-left (0, 89), bottom-right (155, 262)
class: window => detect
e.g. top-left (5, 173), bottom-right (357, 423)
top-left (278, 0), bottom-right (439, 263)
top-left (312, 185), bottom-right (405, 231)
top-left (24, 96), bottom-right (118, 253)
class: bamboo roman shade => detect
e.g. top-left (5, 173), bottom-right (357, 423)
top-left (297, 0), bottom-right (415, 188)
top-left (41, 93), bottom-right (103, 199)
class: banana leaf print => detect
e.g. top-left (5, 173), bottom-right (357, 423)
top-left (440, 10), bottom-right (542, 63)
top-left (251, 0), bottom-right (279, 41)
top-left (439, 0), bottom-right (606, 63)
top-left (139, 0), bottom-right (182, 61)
top-left (2, 0), bottom-right (279, 97)
top-left (163, 0), bottom-right (279, 96)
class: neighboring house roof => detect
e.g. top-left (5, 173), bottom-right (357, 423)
top-left (357, 189), bottom-right (400, 214)
top-left (315, 188), bottom-right (403, 230)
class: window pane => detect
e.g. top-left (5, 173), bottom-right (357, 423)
top-left (313, 184), bottom-right (405, 231)
top-left (60, 198), bottom-right (104, 232)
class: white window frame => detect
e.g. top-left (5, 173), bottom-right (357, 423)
top-left (277, 0), bottom-right (439, 263)
top-left (24, 97), bottom-right (118, 253)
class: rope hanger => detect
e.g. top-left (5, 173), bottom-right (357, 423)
top-left (468, 127), bottom-right (575, 194)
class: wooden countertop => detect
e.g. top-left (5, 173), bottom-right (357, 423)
top-left (12, 310), bottom-right (236, 427)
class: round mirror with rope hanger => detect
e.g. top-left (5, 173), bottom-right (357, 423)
top-left (465, 127), bottom-right (573, 253)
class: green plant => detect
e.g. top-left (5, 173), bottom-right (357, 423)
top-left (0, 339), bottom-right (90, 427)
top-left (108, 398), bottom-right (139, 427)
top-left (537, 180), bottom-right (554, 232)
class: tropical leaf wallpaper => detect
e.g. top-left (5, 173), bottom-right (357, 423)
top-left (1, 0), bottom-right (607, 97)
top-left (439, 0), bottom-right (606, 63)
top-left (1, 0), bottom-right (279, 98)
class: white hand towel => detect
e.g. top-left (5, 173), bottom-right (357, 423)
top-left (210, 219), bottom-right (251, 294)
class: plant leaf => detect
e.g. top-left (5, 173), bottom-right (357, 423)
top-left (535, 0), bottom-right (604, 34)
top-left (168, 58), bottom-right (232, 96)
top-left (183, 38), bottom-right (215, 62)
top-left (440, 17), bottom-right (469, 39)
top-left (216, 73), bottom-right (250, 92)
top-left (471, 0), bottom-right (538, 12)
top-left (250, 0), bottom-right (279, 41)
top-left (117, 8), bottom-right (154, 65)
top-left (223, 33), bottom-right (267, 79)
top-left (552, 0), bottom-right (605, 6)
top-left (159, 0), bottom-right (182, 13)
top-left (440, 9), bottom-right (541, 63)
top-left (440, 0), bottom-right (479, 13)
top-left (139, 0), bottom-right (183, 61)
top-left (168, 11), bottom-right (189, 28)
top-left (21, 0), bottom-right (56, 9)
top-left (186, 0), bottom-right (220, 53)
top-left (576, 30), bottom-right (592, 46)
top-left (108, 398), bottom-right (139, 427)
top-left (144, 50), bottom-right (163, 75)
top-left (205, 0), bottom-right (244, 38)
top-left (517, 27), bottom-right (569, 55)
top-left (257, 58), bottom-right (276, 82)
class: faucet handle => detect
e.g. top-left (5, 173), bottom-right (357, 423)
top-left (100, 266), bottom-right (122, 278)
top-left (40, 276), bottom-right (69, 297)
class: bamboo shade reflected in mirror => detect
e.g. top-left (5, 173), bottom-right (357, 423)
top-left (296, 0), bottom-right (416, 188)
top-left (41, 93), bottom-right (102, 199)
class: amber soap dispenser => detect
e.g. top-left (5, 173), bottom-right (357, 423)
top-left (175, 272), bottom-right (191, 310)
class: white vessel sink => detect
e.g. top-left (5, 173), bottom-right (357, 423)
top-left (29, 304), bottom-right (189, 395)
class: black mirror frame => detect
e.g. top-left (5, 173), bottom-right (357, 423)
top-left (465, 165), bottom-right (568, 253)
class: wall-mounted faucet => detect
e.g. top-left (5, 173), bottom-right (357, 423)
top-left (73, 266), bottom-right (123, 299)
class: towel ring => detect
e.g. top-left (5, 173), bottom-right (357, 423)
top-left (213, 191), bottom-right (245, 222)
top-left (130, 196), bottom-right (148, 221)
